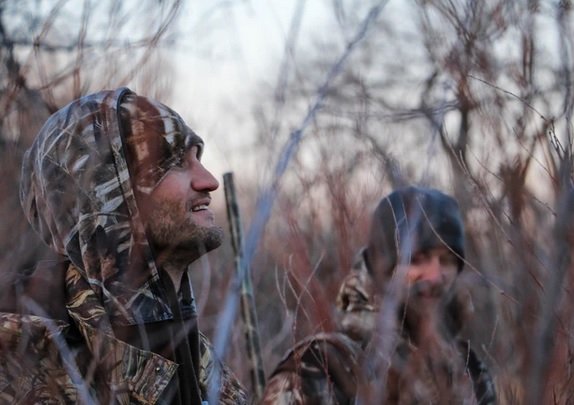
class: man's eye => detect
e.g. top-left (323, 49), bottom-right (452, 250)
top-left (170, 155), bottom-right (188, 169)
top-left (441, 253), bottom-right (458, 266)
top-left (410, 253), bottom-right (425, 265)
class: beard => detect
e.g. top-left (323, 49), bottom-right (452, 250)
top-left (144, 199), bottom-right (224, 264)
top-left (389, 285), bottom-right (474, 404)
top-left (398, 280), bottom-right (454, 344)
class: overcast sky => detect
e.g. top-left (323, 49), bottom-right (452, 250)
top-left (169, 1), bottom-right (332, 173)
top-left (167, 1), bottom-right (415, 178)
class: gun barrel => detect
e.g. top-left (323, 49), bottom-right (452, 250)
top-left (223, 172), bottom-right (266, 400)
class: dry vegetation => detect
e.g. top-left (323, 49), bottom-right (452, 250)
top-left (1, 1), bottom-right (574, 404)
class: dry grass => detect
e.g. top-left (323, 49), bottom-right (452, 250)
top-left (1, 0), bottom-right (574, 403)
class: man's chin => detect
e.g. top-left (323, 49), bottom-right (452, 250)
top-left (198, 225), bottom-right (224, 253)
top-left (181, 225), bottom-right (224, 254)
top-left (398, 298), bottom-right (451, 340)
top-left (152, 225), bottom-right (224, 263)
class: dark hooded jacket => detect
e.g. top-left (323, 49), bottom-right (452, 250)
top-left (0, 88), bottom-right (247, 404)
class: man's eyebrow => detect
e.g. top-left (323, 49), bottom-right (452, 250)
top-left (410, 251), bottom-right (425, 260)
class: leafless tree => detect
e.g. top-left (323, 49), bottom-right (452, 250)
top-left (246, 1), bottom-right (574, 402)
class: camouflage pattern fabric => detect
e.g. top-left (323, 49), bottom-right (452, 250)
top-left (260, 332), bottom-right (361, 405)
top-left (1, 89), bottom-right (247, 403)
top-left (335, 248), bottom-right (378, 345)
top-left (259, 250), bottom-right (496, 404)
top-left (20, 88), bottom-right (203, 326)
top-left (0, 309), bottom-right (176, 404)
top-left (0, 308), bottom-right (246, 404)
top-left (199, 331), bottom-right (249, 405)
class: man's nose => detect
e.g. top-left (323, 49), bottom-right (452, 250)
top-left (191, 162), bottom-right (219, 192)
top-left (420, 257), bottom-right (443, 284)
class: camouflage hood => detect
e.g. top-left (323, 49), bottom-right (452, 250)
top-left (20, 88), bottom-right (203, 326)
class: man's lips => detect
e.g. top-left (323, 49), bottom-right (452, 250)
top-left (410, 281), bottom-right (444, 298)
top-left (188, 197), bottom-right (212, 212)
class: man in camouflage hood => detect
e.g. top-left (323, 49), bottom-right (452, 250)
top-left (260, 186), bottom-right (496, 404)
top-left (0, 88), bottom-right (247, 404)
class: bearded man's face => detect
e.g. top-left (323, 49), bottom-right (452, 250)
top-left (142, 145), bottom-right (223, 263)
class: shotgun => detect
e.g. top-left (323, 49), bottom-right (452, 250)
top-left (223, 172), bottom-right (266, 400)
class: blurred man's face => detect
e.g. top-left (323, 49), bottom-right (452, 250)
top-left (401, 246), bottom-right (458, 308)
top-left (384, 246), bottom-right (460, 343)
top-left (142, 145), bottom-right (223, 262)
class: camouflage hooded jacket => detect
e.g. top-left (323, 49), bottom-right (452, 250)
top-left (260, 250), bottom-right (496, 404)
top-left (0, 88), bottom-right (247, 404)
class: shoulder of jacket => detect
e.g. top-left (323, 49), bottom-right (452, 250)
top-left (272, 332), bottom-right (361, 378)
top-left (0, 312), bottom-right (69, 342)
